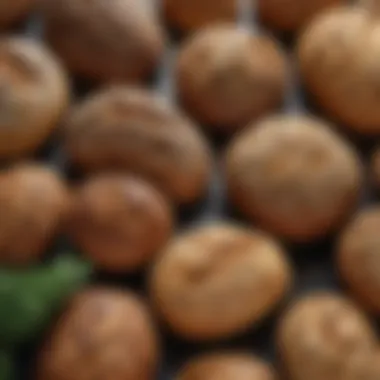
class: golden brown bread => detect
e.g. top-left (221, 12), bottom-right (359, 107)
top-left (0, 163), bottom-right (70, 265)
top-left (67, 174), bottom-right (173, 273)
top-left (297, 1), bottom-right (380, 134)
top-left (225, 114), bottom-right (363, 242)
top-left (0, 37), bottom-right (69, 159)
top-left (277, 293), bottom-right (379, 380)
top-left (38, 287), bottom-right (159, 380)
top-left (149, 223), bottom-right (292, 341)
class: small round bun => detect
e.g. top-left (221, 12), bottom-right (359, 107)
top-left (225, 114), bottom-right (363, 242)
top-left (297, 2), bottom-right (380, 134)
top-left (176, 24), bottom-right (287, 134)
top-left (67, 174), bottom-right (173, 273)
top-left (38, 287), bottom-right (159, 380)
top-left (149, 223), bottom-right (292, 341)
top-left (277, 293), bottom-right (378, 380)
top-left (0, 163), bottom-right (69, 265)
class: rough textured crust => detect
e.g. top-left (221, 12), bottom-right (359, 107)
top-left (297, 3), bottom-right (380, 134)
top-left (67, 174), bottom-right (173, 273)
top-left (149, 223), bottom-right (292, 341)
top-left (38, 288), bottom-right (159, 380)
top-left (0, 37), bottom-right (70, 159)
top-left (0, 163), bottom-right (70, 265)
top-left (40, 0), bottom-right (165, 83)
top-left (63, 86), bottom-right (212, 205)
top-left (176, 353), bottom-right (277, 380)
top-left (258, 0), bottom-right (342, 32)
top-left (176, 24), bottom-right (287, 133)
top-left (277, 293), bottom-right (379, 380)
top-left (225, 114), bottom-right (363, 242)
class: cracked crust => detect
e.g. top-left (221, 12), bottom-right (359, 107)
top-left (225, 114), bottom-right (363, 242)
top-left (149, 223), bottom-right (292, 341)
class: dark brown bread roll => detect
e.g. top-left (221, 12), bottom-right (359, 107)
top-left (67, 174), bottom-right (173, 273)
top-left (40, 0), bottom-right (165, 83)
